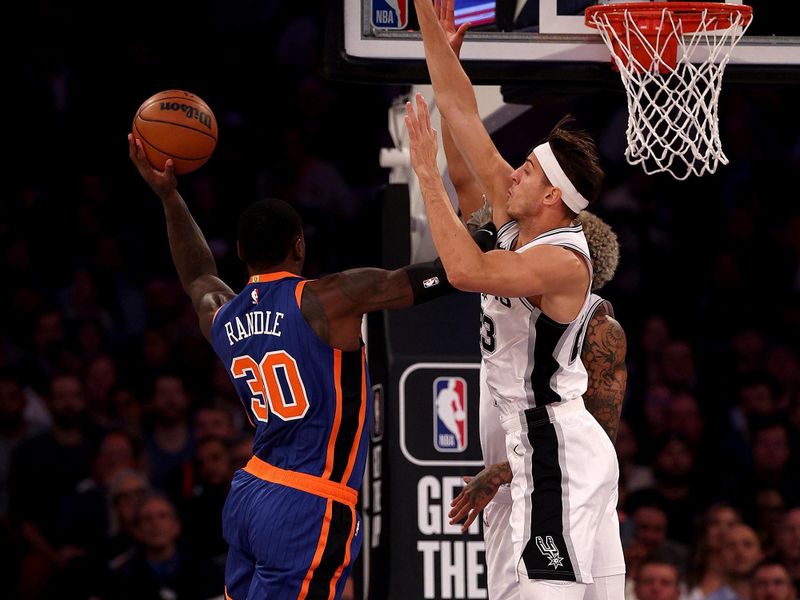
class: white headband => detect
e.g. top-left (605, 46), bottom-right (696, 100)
top-left (532, 142), bottom-right (589, 213)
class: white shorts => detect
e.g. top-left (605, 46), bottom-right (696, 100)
top-left (501, 399), bottom-right (624, 585)
top-left (484, 486), bottom-right (517, 600)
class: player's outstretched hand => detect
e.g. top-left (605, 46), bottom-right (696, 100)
top-left (448, 461), bottom-right (511, 532)
top-left (405, 93), bottom-right (439, 181)
top-left (128, 134), bottom-right (177, 201)
top-left (436, 0), bottom-right (470, 57)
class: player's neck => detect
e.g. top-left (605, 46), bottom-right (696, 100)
top-left (246, 261), bottom-right (302, 278)
top-left (516, 212), bottom-right (574, 247)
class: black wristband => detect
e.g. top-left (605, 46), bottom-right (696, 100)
top-left (472, 221), bottom-right (497, 252)
top-left (405, 258), bottom-right (454, 305)
top-left (404, 222), bottom-right (498, 305)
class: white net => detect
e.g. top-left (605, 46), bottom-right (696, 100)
top-left (588, 3), bottom-right (752, 180)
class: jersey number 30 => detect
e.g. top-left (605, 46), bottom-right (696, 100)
top-left (231, 351), bottom-right (310, 423)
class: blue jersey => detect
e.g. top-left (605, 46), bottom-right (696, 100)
top-left (210, 271), bottom-right (371, 492)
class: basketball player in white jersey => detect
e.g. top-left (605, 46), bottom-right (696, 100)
top-left (407, 2), bottom-right (625, 598)
top-left (448, 213), bottom-right (627, 600)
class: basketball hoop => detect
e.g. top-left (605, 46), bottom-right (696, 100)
top-left (585, 2), bottom-right (753, 179)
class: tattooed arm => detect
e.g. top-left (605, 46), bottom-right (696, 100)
top-left (128, 135), bottom-right (235, 341)
top-left (581, 301), bottom-right (627, 442)
top-left (303, 268), bottom-right (415, 350)
top-left (448, 462), bottom-right (512, 532)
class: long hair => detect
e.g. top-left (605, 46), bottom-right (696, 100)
top-left (579, 211), bottom-right (620, 291)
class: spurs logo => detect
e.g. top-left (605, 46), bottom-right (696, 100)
top-left (535, 535), bottom-right (565, 569)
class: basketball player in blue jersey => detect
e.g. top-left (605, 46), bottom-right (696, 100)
top-left (409, 1), bottom-right (625, 598)
top-left (126, 134), bottom-right (492, 600)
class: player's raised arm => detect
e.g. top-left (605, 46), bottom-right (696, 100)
top-left (406, 94), bottom-right (587, 303)
top-left (128, 134), bottom-right (234, 340)
top-left (414, 0), bottom-right (513, 225)
top-left (434, 0), bottom-right (485, 222)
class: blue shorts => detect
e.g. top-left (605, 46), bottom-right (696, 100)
top-left (222, 468), bottom-right (362, 600)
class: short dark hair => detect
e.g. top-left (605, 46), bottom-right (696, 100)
top-left (237, 199), bottom-right (303, 268)
top-left (543, 116), bottom-right (604, 209)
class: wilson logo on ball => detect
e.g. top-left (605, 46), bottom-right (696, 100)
top-left (159, 102), bottom-right (213, 130)
top-left (132, 89), bottom-right (218, 175)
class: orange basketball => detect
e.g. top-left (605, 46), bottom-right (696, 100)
top-left (132, 90), bottom-right (217, 175)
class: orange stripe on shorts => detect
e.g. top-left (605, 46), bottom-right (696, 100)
top-left (297, 499), bottom-right (334, 600)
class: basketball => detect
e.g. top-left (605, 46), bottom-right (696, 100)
top-left (132, 90), bottom-right (217, 175)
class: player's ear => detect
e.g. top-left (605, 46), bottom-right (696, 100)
top-left (545, 187), bottom-right (562, 206)
top-left (292, 234), bottom-right (305, 262)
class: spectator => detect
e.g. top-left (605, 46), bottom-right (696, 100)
top-left (754, 489), bottom-right (786, 555)
top-left (617, 417), bottom-right (656, 494)
top-left (625, 493), bottom-right (689, 580)
top-left (194, 401), bottom-right (236, 442)
top-left (8, 373), bottom-right (103, 600)
top-left (105, 492), bottom-right (222, 599)
top-left (706, 524), bottom-right (764, 600)
top-left (687, 504), bottom-right (742, 600)
top-left (659, 340), bottom-right (697, 393)
top-left (775, 508), bottom-right (800, 592)
top-left (142, 374), bottom-right (194, 490)
top-left (751, 561), bottom-right (798, 600)
top-left (651, 435), bottom-right (704, 545)
top-left (181, 437), bottom-right (233, 563)
top-left (106, 469), bottom-right (151, 568)
top-left (634, 560), bottom-right (681, 600)
top-left (84, 354), bottom-right (118, 426)
top-left (0, 375), bottom-right (45, 516)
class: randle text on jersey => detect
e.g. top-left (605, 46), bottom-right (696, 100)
top-left (222, 309), bottom-right (285, 346)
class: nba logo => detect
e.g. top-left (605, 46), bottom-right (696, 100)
top-left (433, 377), bottom-right (467, 452)
top-left (371, 0), bottom-right (408, 29)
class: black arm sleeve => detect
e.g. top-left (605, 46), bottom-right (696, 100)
top-left (404, 221), bottom-right (497, 305)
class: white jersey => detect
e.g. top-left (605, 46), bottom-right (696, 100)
top-left (478, 291), bottom-right (625, 598)
top-left (480, 220), bottom-right (593, 421)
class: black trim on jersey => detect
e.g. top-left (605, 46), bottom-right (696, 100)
top-left (532, 224), bottom-right (583, 242)
top-left (531, 313), bottom-right (569, 406)
top-left (496, 219), bottom-right (517, 239)
top-left (306, 502), bottom-right (355, 598)
top-left (570, 296), bottom-right (605, 362)
top-left (329, 349), bottom-right (365, 483)
top-left (521, 409), bottom-right (577, 581)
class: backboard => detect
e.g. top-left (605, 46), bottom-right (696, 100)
top-left (325, 0), bottom-right (800, 85)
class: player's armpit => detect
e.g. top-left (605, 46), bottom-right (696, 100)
top-left (582, 314), bottom-right (627, 442)
top-left (187, 275), bottom-right (236, 341)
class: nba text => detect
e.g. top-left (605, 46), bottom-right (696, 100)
top-left (223, 310), bottom-right (284, 346)
top-left (417, 476), bottom-right (487, 599)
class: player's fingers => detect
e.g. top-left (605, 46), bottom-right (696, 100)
top-left (463, 476), bottom-right (474, 484)
top-left (449, 503), bottom-right (471, 524)
top-left (127, 134), bottom-right (136, 160)
top-left (404, 115), bottom-right (415, 141)
top-left (447, 0), bottom-right (456, 23)
top-left (462, 508), bottom-right (480, 531)
top-left (457, 23), bottom-right (470, 39)
top-left (405, 101), bottom-right (417, 128)
top-left (164, 159), bottom-right (175, 178)
top-left (450, 490), bottom-right (466, 507)
top-left (435, 0), bottom-right (443, 21)
top-left (415, 93), bottom-right (431, 132)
